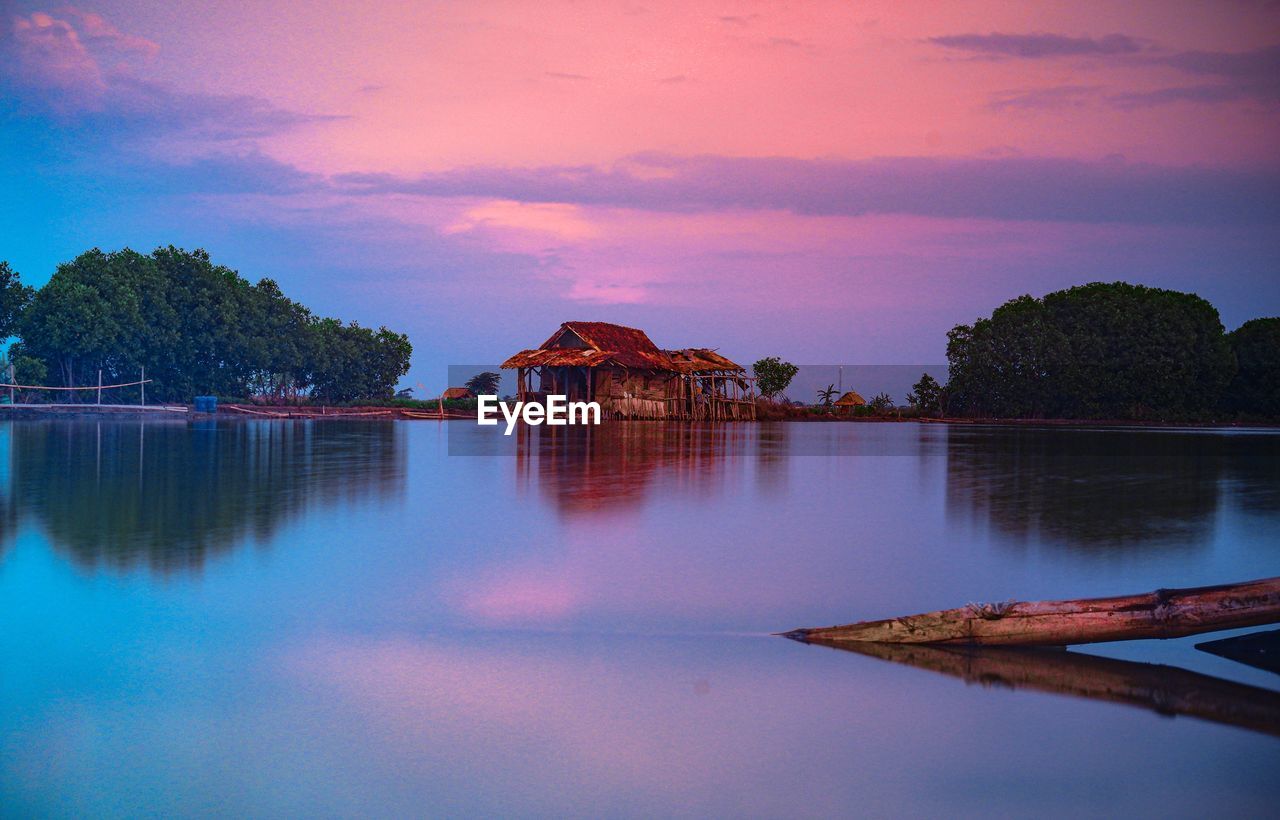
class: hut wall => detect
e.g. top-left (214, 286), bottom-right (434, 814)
top-left (599, 368), bottom-right (680, 418)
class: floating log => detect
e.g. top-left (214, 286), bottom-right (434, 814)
top-left (806, 640), bottom-right (1280, 739)
top-left (782, 577), bottom-right (1280, 647)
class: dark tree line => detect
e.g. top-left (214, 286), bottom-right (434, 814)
top-left (0, 247), bottom-right (411, 403)
top-left (941, 282), bottom-right (1277, 420)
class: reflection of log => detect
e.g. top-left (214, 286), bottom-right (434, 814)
top-left (782, 577), bottom-right (1280, 646)
top-left (810, 640), bottom-right (1280, 739)
top-left (1197, 629), bottom-right (1280, 675)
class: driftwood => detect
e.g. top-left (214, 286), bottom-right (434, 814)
top-left (782, 577), bottom-right (1280, 647)
top-left (805, 640), bottom-right (1280, 739)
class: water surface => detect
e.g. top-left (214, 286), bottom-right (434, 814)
top-left (1, 420), bottom-right (1277, 817)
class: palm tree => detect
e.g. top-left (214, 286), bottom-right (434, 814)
top-left (816, 383), bottom-right (838, 407)
top-left (465, 371), bottom-right (502, 396)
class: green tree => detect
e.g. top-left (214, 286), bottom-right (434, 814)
top-left (1224, 318), bottom-right (1280, 417)
top-left (753, 356), bottom-right (798, 401)
top-left (945, 282), bottom-right (1235, 420)
top-left (20, 248), bottom-right (156, 394)
top-left (145, 246), bottom-right (250, 400)
top-left (906, 373), bottom-right (943, 416)
top-left (868, 392), bottom-right (894, 413)
top-left (309, 321), bottom-right (412, 403)
top-left (18, 246), bottom-right (412, 404)
top-left (465, 371), bottom-right (502, 395)
top-left (0, 262), bottom-right (34, 339)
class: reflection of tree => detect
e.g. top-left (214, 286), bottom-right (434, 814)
top-left (944, 428), bottom-right (1279, 553)
top-left (3, 420), bottom-right (404, 573)
top-left (1223, 444), bottom-right (1280, 517)
top-left (516, 423), bottom-right (757, 517)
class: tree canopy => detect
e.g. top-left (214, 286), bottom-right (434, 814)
top-left (753, 357), bottom-right (798, 400)
top-left (465, 371), bottom-right (503, 396)
top-left (10, 247), bottom-right (411, 403)
top-left (945, 282), bottom-right (1237, 420)
top-left (906, 373), bottom-right (943, 416)
top-left (0, 262), bottom-right (34, 340)
top-left (1225, 318), bottom-right (1280, 418)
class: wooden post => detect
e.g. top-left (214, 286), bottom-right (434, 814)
top-left (97, 369), bottom-right (103, 405)
top-left (7, 363), bottom-right (13, 405)
top-left (140, 366), bottom-right (145, 407)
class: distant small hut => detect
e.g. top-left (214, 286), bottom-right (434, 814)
top-left (834, 390), bottom-right (866, 412)
top-left (441, 387), bottom-right (475, 400)
top-left (502, 321), bottom-right (755, 420)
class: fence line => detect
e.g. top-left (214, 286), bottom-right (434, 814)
top-left (2, 379), bottom-right (152, 391)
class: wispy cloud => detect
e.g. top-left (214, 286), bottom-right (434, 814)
top-left (334, 153), bottom-right (1280, 226)
top-left (3, 10), bottom-right (341, 139)
top-left (1160, 43), bottom-right (1280, 79)
top-left (929, 32), bottom-right (1143, 59)
top-left (115, 151), bottom-right (326, 195)
top-left (57, 7), bottom-right (159, 57)
top-left (958, 34), bottom-right (1280, 109)
top-left (1135, 43), bottom-right (1280, 105)
top-left (1109, 84), bottom-right (1250, 109)
top-left (7, 10), bottom-right (106, 111)
top-left (989, 85), bottom-right (1100, 111)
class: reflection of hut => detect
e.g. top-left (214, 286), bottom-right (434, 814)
top-left (441, 387), bottom-right (475, 400)
top-left (502, 321), bottom-right (755, 420)
top-left (834, 390), bottom-right (866, 412)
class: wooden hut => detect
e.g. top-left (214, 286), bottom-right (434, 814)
top-left (441, 387), bottom-right (475, 400)
top-left (834, 390), bottom-right (866, 413)
top-left (502, 321), bottom-right (755, 420)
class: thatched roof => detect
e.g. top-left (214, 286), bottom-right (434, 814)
top-left (503, 321), bottom-right (695, 371)
top-left (665, 348), bottom-right (745, 374)
top-left (441, 387), bottom-right (474, 399)
top-left (834, 390), bottom-right (866, 406)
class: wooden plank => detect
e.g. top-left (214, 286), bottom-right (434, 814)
top-left (781, 577), bottom-right (1280, 646)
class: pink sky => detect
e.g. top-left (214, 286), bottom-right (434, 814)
top-left (3, 0), bottom-right (1278, 385)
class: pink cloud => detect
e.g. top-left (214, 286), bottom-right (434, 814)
top-left (10, 11), bottom-right (106, 110)
top-left (58, 7), bottom-right (160, 57)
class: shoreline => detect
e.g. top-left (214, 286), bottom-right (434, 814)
top-left (1, 403), bottom-right (1276, 430)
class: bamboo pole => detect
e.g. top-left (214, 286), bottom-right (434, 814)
top-left (97, 369), bottom-right (102, 404)
top-left (782, 577), bottom-right (1280, 647)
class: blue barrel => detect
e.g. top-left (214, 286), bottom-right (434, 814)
top-left (194, 395), bottom-right (218, 414)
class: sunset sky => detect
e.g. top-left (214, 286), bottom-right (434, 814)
top-left (2, 0), bottom-right (1278, 390)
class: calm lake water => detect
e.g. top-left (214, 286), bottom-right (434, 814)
top-left (1, 419), bottom-right (1278, 817)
